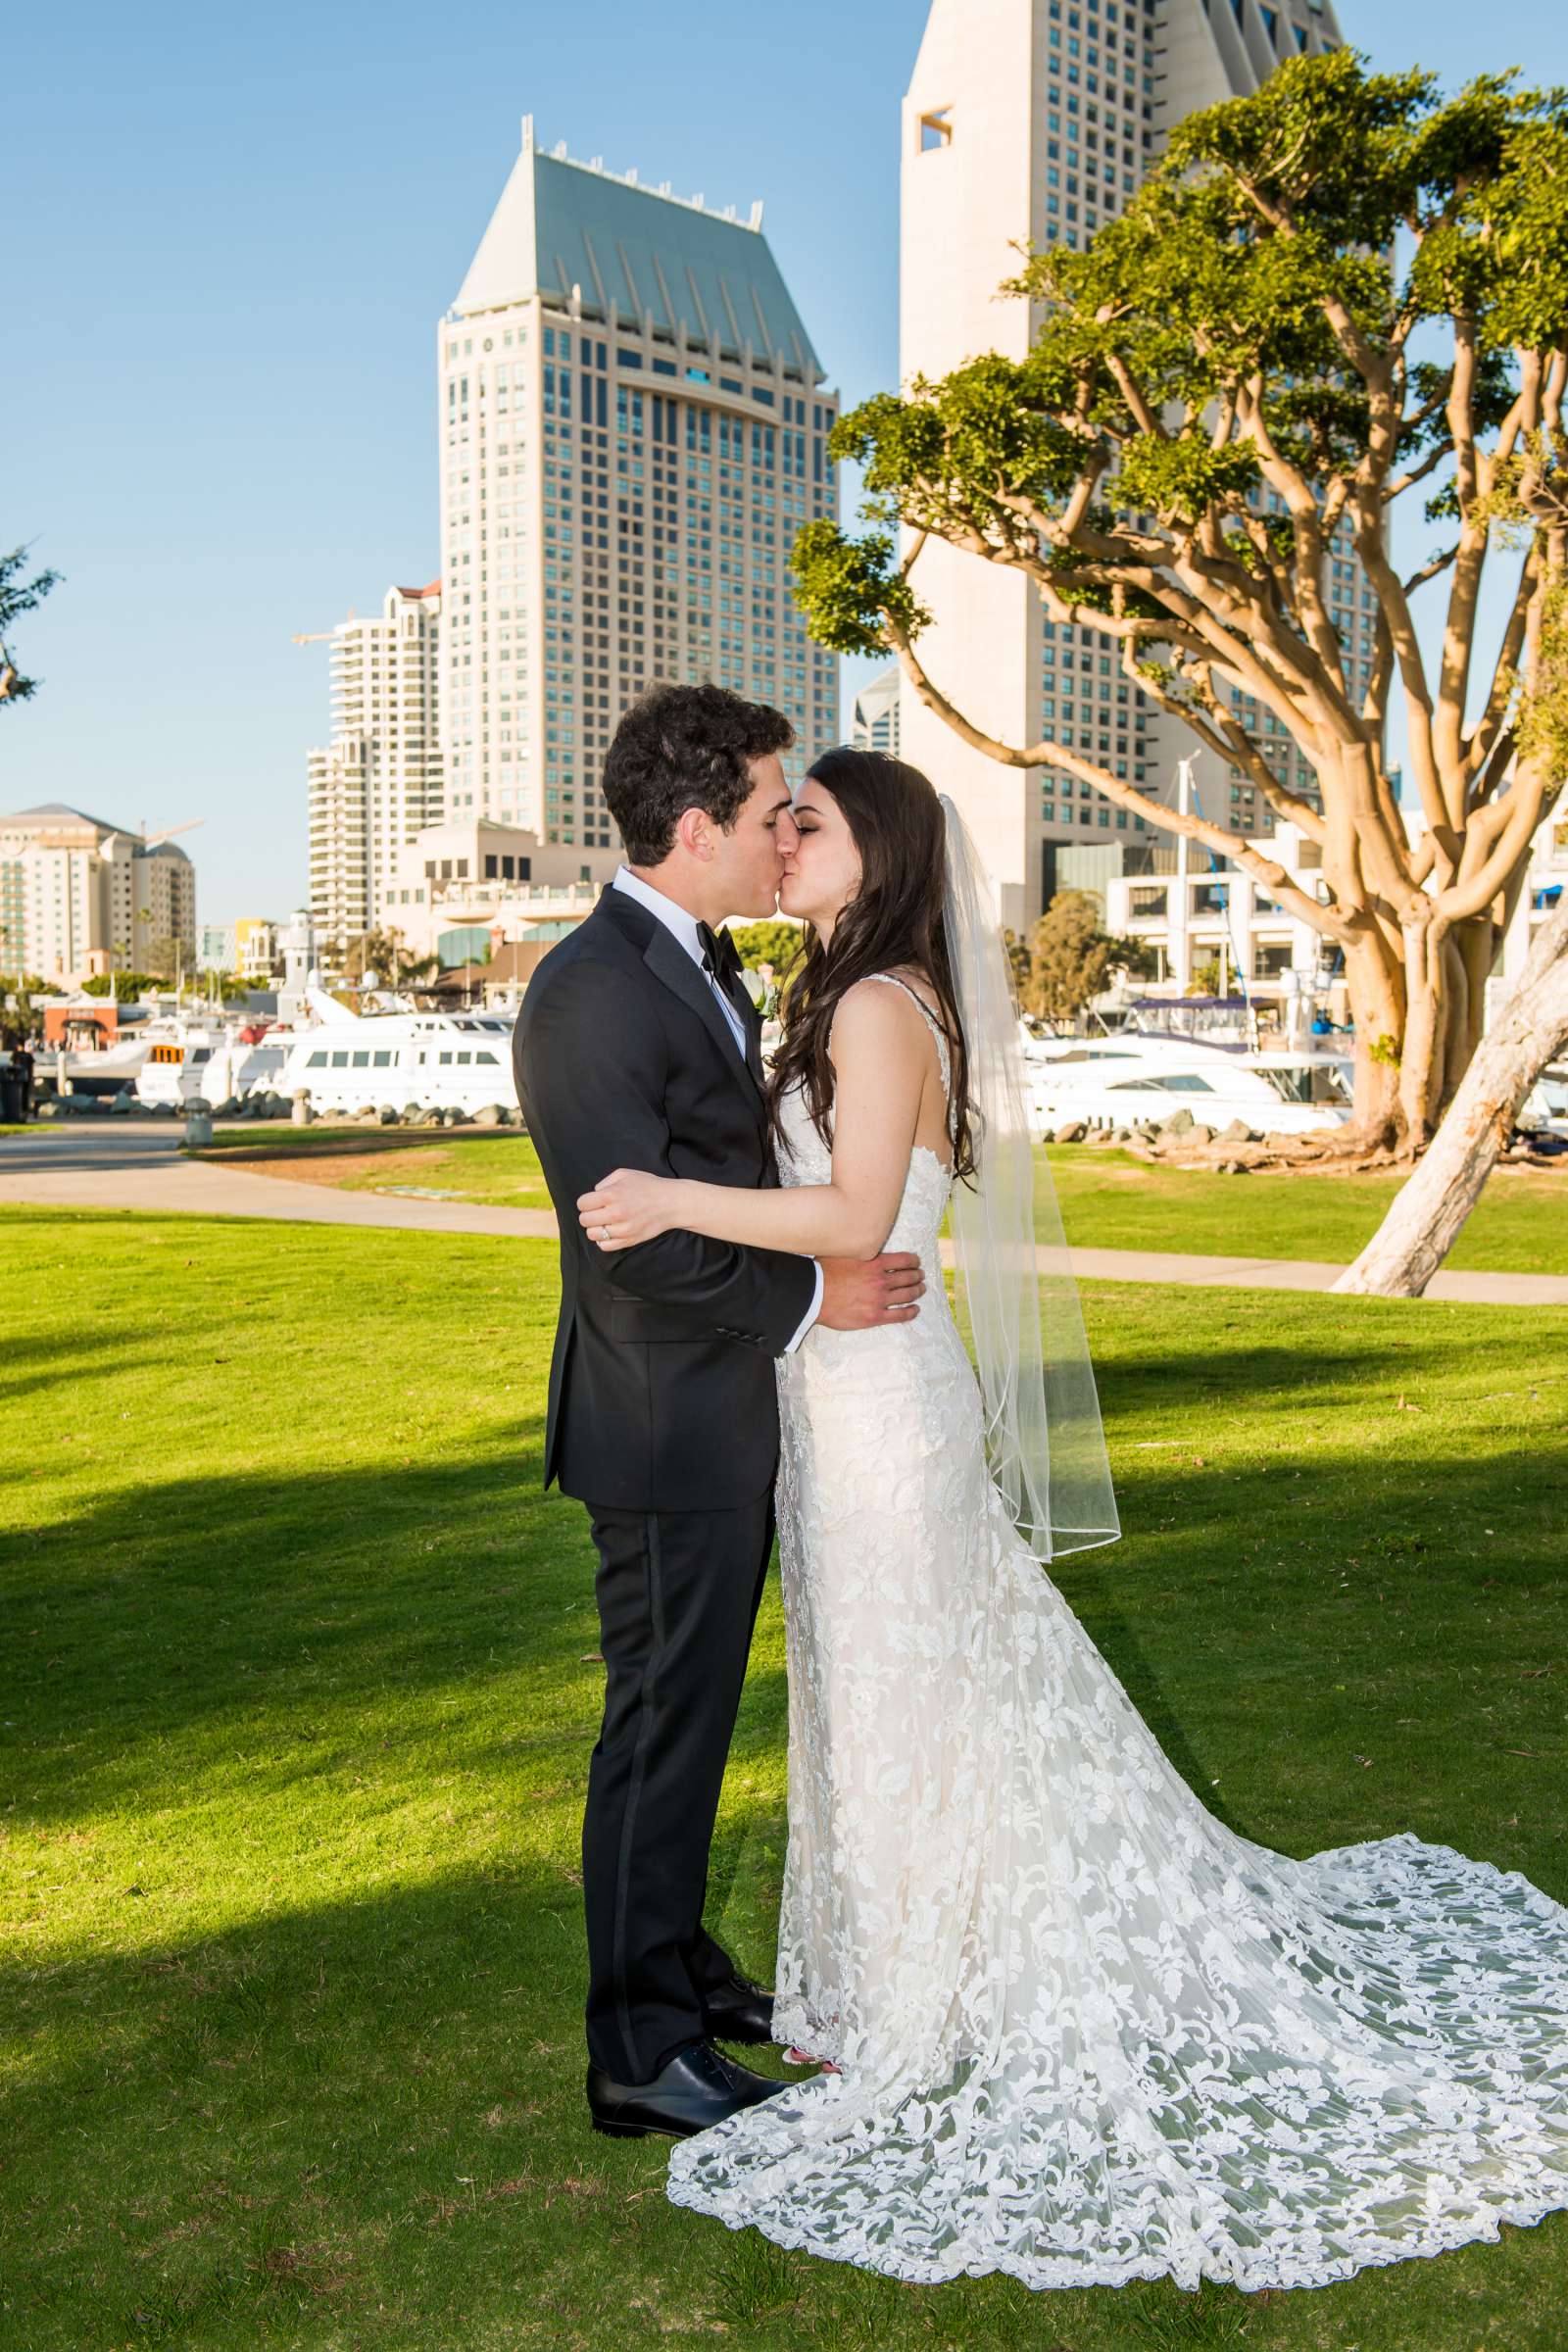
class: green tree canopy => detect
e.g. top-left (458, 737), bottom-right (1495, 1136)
top-left (81, 971), bottom-right (167, 1002)
top-left (0, 545), bottom-right (62, 708)
top-left (727, 917), bottom-right (804, 975)
top-left (1022, 891), bottom-right (1152, 1022)
top-left (793, 51), bottom-right (1568, 1151)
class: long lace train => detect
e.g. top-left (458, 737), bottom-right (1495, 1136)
top-left (665, 980), bottom-right (1568, 2290)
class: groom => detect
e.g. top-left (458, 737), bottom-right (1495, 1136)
top-left (514, 682), bottom-right (925, 2139)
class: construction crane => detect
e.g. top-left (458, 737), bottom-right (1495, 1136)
top-left (139, 819), bottom-right (205, 850)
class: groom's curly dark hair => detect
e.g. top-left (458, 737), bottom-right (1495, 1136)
top-left (603, 681), bottom-right (794, 865)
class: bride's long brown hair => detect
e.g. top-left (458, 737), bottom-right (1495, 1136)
top-left (766, 747), bottom-right (976, 1182)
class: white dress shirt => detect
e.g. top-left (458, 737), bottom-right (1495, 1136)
top-left (613, 865), bottom-right (748, 1053)
top-left (612, 867), bottom-right (821, 1350)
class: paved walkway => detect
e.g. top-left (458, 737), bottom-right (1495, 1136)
top-left (3, 1119), bottom-right (1565, 1304)
top-left (1055, 1243), bottom-right (1568, 1306)
top-left (0, 1119), bottom-right (557, 1240)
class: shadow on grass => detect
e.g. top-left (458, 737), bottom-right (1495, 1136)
top-left (1, 1338), bottom-right (172, 1409)
top-left (6, 1428), bottom-right (620, 1813)
top-left (193, 1126), bottom-right (538, 1165)
top-left (8, 1250), bottom-right (1568, 2344)
top-left (11, 1401), bottom-right (1564, 1859)
top-left (1, 1862), bottom-right (610, 2345)
top-left (1093, 1309), bottom-right (1527, 1407)
top-left (9, 1807), bottom-right (1568, 2352)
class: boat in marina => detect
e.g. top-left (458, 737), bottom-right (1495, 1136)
top-left (272, 1006), bottom-right (520, 1117)
top-left (41, 1001), bottom-right (160, 1097)
top-left (115, 988), bottom-right (520, 1119)
top-left (1520, 1061), bottom-right (1568, 1137)
top-left (134, 1021), bottom-right (295, 1110)
top-left (59, 1030), bottom-right (156, 1097)
top-left (1022, 1029), bottom-right (1352, 1137)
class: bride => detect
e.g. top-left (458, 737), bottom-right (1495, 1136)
top-left (575, 747), bottom-right (1568, 2293)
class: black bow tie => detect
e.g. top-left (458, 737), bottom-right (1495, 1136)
top-left (696, 921), bottom-right (744, 985)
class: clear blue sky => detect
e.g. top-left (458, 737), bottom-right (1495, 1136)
top-left (8, 0), bottom-right (1563, 923)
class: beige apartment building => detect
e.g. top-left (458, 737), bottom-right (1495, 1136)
top-left (438, 121), bottom-right (840, 849)
top-left (306, 581), bottom-right (443, 951)
top-left (0, 803), bottom-right (197, 983)
top-left (899, 0), bottom-right (1367, 930)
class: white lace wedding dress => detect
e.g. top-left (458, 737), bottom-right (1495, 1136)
top-left (666, 975), bottom-right (1568, 2291)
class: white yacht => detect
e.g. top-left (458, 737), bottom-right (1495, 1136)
top-left (59, 1028), bottom-right (156, 1097)
top-left (1025, 1032), bottom-right (1351, 1137)
top-left (1520, 1061), bottom-right (1568, 1137)
top-left (275, 1008), bottom-right (519, 1117)
top-left (134, 1021), bottom-right (294, 1109)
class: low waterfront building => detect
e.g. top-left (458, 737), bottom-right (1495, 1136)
top-left (1103, 819), bottom-right (1334, 1007)
top-left (197, 917), bottom-right (277, 979)
top-left (232, 918), bottom-right (277, 980)
top-left (379, 816), bottom-right (618, 966)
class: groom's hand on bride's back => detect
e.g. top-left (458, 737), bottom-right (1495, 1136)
top-left (816, 1252), bottom-right (925, 1329)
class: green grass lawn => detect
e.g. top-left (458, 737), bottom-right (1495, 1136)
top-left (1041, 1147), bottom-right (1568, 1275)
top-left (189, 1122), bottom-right (1568, 1275)
top-left (4, 1204), bottom-right (1567, 2349)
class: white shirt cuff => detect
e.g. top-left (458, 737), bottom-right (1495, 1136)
top-left (783, 1260), bottom-right (823, 1353)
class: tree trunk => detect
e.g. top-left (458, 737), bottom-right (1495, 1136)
top-left (1333, 896), bottom-right (1568, 1298)
top-left (1395, 916), bottom-right (1449, 1146)
top-left (1338, 932), bottom-right (1405, 1147)
top-left (1456, 915), bottom-right (1494, 1069)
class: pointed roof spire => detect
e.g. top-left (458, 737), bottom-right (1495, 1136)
top-left (447, 127), bottom-right (818, 369)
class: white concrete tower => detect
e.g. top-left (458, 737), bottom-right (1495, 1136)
top-left (306, 581), bottom-right (442, 951)
top-left (437, 122), bottom-right (840, 850)
top-left (900, 0), bottom-right (1355, 930)
top-left (851, 664), bottom-right (903, 758)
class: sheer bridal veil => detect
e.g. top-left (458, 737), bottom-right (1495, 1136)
top-left (940, 794), bottom-right (1120, 1562)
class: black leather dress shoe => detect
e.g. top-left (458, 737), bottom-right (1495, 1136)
top-left (587, 2039), bottom-right (786, 2139)
top-left (701, 1967), bottom-right (775, 2046)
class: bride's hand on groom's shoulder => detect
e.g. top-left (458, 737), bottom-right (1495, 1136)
top-left (577, 1168), bottom-right (677, 1250)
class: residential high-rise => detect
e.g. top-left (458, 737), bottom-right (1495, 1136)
top-left (0, 803), bottom-right (197, 983)
top-left (437, 121), bottom-right (841, 849)
top-left (851, 664), bottom-right (902, 759)
top-left (900, 0), bottom-right (1363, 930)
top-left (306, 581), bottom-right (442, 951)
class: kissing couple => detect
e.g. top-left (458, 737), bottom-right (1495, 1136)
top-left (514, 681), bottom-right (1568, 2293)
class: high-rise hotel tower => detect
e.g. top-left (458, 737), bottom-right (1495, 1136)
top-left (900, 0), bottom-right (1365, 930)
top-left (306, 581), bottom-right (443, 951)
top-left (438, 122), bottom-right (841, 850)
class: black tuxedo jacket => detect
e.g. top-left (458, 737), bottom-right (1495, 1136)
top-left (513, 886), bottom-right (817, 1511)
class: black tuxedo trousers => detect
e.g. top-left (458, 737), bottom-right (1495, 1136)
top-left (514, 888), bottom-right (816, 2080)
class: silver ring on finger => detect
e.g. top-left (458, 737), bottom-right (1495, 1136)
top-left (600, 1223), bottom-right (612, 1244)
